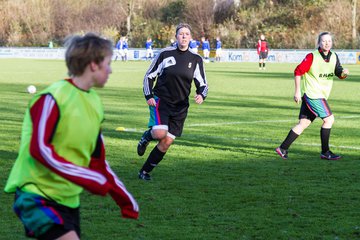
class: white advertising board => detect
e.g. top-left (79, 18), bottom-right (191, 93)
top-left (0, 47), bottom-right (358, 64)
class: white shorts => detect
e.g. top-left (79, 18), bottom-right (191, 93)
top-left (203, 49), bottom-right (209, 56)
top-left (190, 48), bottom-right (198, 54)
top-left (216, 48), bottom-right (222, 57)
top-left (146, 49), bottom-right (154, 57)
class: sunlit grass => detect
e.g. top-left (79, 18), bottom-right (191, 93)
top-left (1, 60), bottom-right (359, 239)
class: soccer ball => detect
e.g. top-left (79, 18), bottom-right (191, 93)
top-left (27, 85), bottom-right (37, 94)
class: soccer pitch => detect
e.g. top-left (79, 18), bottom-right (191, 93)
top-left (0, 59), bottom-right (359, 239)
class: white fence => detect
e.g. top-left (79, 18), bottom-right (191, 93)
top-left (1, 47), bottom-right (359, 64)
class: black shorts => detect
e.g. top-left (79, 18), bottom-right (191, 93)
top-left (259, 51), bottom-right (268, 59)
top-left (148, 96), bottom-right (189, 137)
top-left (13, 189), bottom-right (80, 240)
top-left (299, 94), bottom-right (332, 122)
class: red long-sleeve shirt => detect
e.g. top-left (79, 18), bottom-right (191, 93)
top-left (29, 88), bottom-right (139, 219)
top-left (294, 48), bottom-right (346, 79)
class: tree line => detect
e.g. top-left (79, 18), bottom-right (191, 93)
top-left (0, 0), bottom-right (358, 49)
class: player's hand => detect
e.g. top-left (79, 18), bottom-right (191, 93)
top-left (341, 69), bottom-right (349, 78)
top-left (194, 94), bottom-right (204, 104)
top-left (147, 98), bottom-right (156, 106)
top-left (294, 92), bottom-right (301, 104)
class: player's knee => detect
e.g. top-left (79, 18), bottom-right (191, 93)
top-left (298, 123), bottom-right (310, 131)
top-left (302, 119), bottom-right (312, 128)
top-left (152, 129), bottom-right (168, 140)
top-left (294, 119), bottom-right (311, 134)
top-left (323, 115), bottom-right (334, 125)
top-left (158, 138), bottom-right (173, 152)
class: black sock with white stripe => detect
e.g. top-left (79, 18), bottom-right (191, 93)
top-left (140, 146), bottom-right (165, 173)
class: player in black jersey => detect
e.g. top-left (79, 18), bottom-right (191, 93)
top-left (137, 23), bottom-right (208, 180)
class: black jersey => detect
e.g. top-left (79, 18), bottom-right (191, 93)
top-left (143, 46), bottom-right (208, 106)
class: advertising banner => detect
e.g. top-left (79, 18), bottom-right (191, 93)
top-left (0, 47), bottom-right (358, 64)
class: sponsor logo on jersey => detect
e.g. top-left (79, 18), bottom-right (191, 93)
top-left (319, 73), bottom-right (334, 79)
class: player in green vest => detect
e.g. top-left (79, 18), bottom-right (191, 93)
top-left (275, 32), bottom-right (349, 160)
top-left (4, 33), bottom-right (139, 240)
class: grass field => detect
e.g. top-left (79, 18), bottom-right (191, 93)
top-left (0, 59), bottom-right (359, 240)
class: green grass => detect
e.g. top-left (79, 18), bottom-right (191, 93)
top-left (1, 59), bottom-right (359, 239)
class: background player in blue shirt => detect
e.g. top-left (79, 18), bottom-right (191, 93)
top-left (189, 38), bottom-right (200, 53)
top-left (121, 37), bottom-right (129, 61)
top-left (201, 37), bottom-right (210, 62)
top-left (115, 37), bottom-right (123, 61)
top-left (215, 37), bottom-right (222, 62)
top-left (170, 38), bottom-right (177, 47)
top-left (145, 37), bottom-right (154, 60)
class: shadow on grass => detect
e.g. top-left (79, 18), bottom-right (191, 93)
top-left (205, 94), bottom-right (296, 110)
top-left (0, 149), bottom-right (18, 160)
top-left (208, 70), bottom-right (294, 81)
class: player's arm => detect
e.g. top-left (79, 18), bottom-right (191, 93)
top-left (89, 133), bottom-right (139, 219)
top-left (334, 53), bottom-right (349, 79)
top-left (143, 52), bottom-right (164, 106)
top-left (193, 59), bottom-right (208, 103)
top-left (293, 53), bottom-right (313, 103)
top-left (294, 53), bottom-right (313, 76)
top-left (29, 95), bottom-right (112, 196)
top-left (143, 53), bottom-right (163, 100)
top-left (294, 75), bottom-right (301, 104)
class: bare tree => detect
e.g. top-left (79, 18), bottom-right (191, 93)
top-left (118, 0), bottom-right (145, 37)
top-left (352, 0), bottom-right (357, 48)
top-left (185, 0), bottom-right (215, 37)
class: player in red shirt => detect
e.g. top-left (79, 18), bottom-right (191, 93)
top-left (275, 32), bottom-right (349, 161)
top-left (257, 34), bottom-right (269, 70)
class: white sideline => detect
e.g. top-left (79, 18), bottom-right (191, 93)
top-left (185, 115), bottom-right (360, 150)
top-left (187, 119), bottom-right (294, 127)
top-left (120, 115), bottom-right (360, 151)
top-left (190, 135), bottom-right (360, 151)
top-left (187, 115), bottom-right (360, 127)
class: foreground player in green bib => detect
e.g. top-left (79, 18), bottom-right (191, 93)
top-left (4, 33), bottom-right (139, 240)
top-left (275, 32), bottom-right (349, 160)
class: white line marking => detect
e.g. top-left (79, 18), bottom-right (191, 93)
top-left (183, 134), bottom-right (360, 151)
top-left (187, 119), bottom-right (294, 127)
top-left (187, 115), bottom-right (360, 127)
top-left (117, 115), bottom-right (360, 151)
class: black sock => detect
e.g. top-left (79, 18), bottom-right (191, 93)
top-left (259, 63), bottom-right (262, 68)
top-left (263, 63), bottom-right (266, 68)
top-left (280, 129), bottom-right (299, 150)
top-left (321, 128), bottom-right (331, 153)
top-left (140, 146), bottom-right (166, 173)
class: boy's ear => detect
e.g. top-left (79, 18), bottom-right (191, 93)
top-left (89, 61), bottom-right (98, 72)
